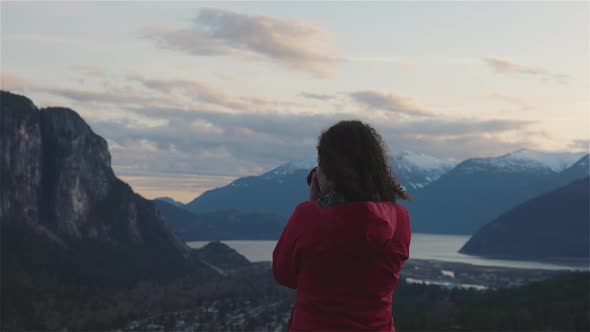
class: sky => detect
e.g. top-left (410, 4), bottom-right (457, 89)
top-left (2, 1), bottom-right (589, 203)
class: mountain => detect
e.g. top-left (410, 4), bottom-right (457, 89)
top-left (185, 166), bottom-right (311, 217)
top-left (460, 177), bottom-right (590, 261)
top-left (192, 241), bottom-right (251, 272)
top-left (156, 196), bottom-right (185, 207)
top-left (495, 148), bottom-right (587, 172)
top-left (155, 199), bottom-right (286, 241)
top-left (185, 152), bottom-right (455, 217)
top-left (405, 150), bottom-right (588, 234)
top-left (390, 151), bottom-right (456, 190)
top-left (0, 91), bottom-right (235, 330)
top-left (0, 91), bottom-right (194, 285)
top-left (557, 153), bottom-right (589, 182)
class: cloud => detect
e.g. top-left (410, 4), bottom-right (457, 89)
top-left (483, 56), bottom-right (569, 84)
top-left (568, 139), bottom-right (590, 152)
top-left (140, 7), bottom-right (343, 77)
top-left (388, 132), bottom-right (547, 162)
top-left (116, 172), bottom-right (237, 203)
top-left (15, 75), bottom-right (548, 201)
top-left (139, 26), bottom-right (236, 56)
top-left (129, 76), bottom-right (246, 111)
top-left (104, 108), bottom-right (542, 201)
top-left (190, 119), bottom-right (225, 136)
top-left (124, 138), bottom-right (159, 152)
top-left (34, 77), bottom-right (538, 168)
top-left (71, 65), bottom-right (107, 77)
top-left (349, 90), bottom-right (431, 116)
top-left (300, 92), bottom-right (336, 101)
top-left (1, 71), bottom-right (34, 90)
top-left (487, 92), bottom-right (532, 111)
top-left (42, 88), bottom-right (146, 104)
top-left (37, 76), bottom-right (272, 115)
top-left (391, 118), bottom-right (535, 137)
top-left (115, 104), bottom-right (538, 166)
top-left (129, 76), bottom-right (311, 113)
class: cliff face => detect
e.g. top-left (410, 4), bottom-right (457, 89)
top-left (39, 106), bottom-right (116, 240)
top-left (1, 90), bottom-right (188, 274)
top-left (1, 93), bottom-right (43, 228)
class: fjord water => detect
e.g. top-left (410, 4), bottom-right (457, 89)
top-left (187, 233), bottom-right (587, 271)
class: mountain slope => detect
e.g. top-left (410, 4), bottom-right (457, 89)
top-left (1, 90), bottom-right (188, 251)
top-left (0, 91), bottom-right (261, 329)
top-left (185, 167), bottom-right (311, 217)
top-left (460, 177), bottom-right (590, 260)
top-left (390, 151), bottom-right (456, 190)
top-left (405, 150), bottom-right (588, 234)
top-left (557, 153), bottom-right (589, 182)
top-left (0, 91), bottom-right (208, 329)
top-left (156, 196), bottom-right (185, 207)
top-left (155, 200), bottom-right (286, 241)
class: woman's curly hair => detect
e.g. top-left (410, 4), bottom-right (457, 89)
top-left (317, 120), bottom-right (410, 202)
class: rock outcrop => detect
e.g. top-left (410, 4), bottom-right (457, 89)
top-left (1, 90), bottom-right (189, 281)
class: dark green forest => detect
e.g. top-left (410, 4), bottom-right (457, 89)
top-left (393, 272), bottom-right (589, 331)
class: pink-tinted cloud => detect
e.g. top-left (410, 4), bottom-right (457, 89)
top-left (0, 71), bottom-right (33, 90)
top-left (484, 56), bottom-right (569, 84)
top-left (140, 8), bottom-right (344, 78)
top-left (349, 90), bottom-right (431, 116)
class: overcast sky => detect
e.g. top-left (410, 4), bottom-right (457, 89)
top-left (2, 1), bottom-right (588, 202)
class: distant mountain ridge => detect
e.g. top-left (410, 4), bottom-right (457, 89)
top-left (156, 196), bottom-right (185, 207)
top-left (406, 152), bottom-right (589, 234)
top-left (184, 148), bottom-right (587, 235)
top-left (460, 177), bottom-right (590, 261)
top-left (155, 199), bottom-right (286, 241)
top-left (494, 148), bottom-right (586, 172)
top-left (185, 151), bottom-right (456, 217)
top-left (452, 149), bottom-right (586, 175)
top-left (390, 151), bottom-right (456, 190)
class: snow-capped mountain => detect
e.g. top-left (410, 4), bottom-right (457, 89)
top-left (503, 149), bottom-right (587, 172)
top-left (261, 151), bottom-right (456, 190)
top-left (406, 151), bottom-right (590, 235)
top-left (261, 159), bottom-right (316, 180)
top-left (390, 151), bottom-right (456, 190)
top-left (456, 149), bottom-right (586, 175)
top-left (185, 149), bottom-right (589, 235)
top-left (185, 151), bottom-right (455, 216)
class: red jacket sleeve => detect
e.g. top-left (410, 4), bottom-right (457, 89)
top-left (272, 202), bottom-right (311, 289)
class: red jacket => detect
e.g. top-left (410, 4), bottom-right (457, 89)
top-left (273, 200), bottom-right (411, 331)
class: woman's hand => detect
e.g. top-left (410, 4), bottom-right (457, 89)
top-left (309, 168), bottom-right (322, 202)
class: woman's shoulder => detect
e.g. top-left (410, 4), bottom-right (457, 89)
top-left (391, 202), bottom-right (409, 217)
top-left (291, 200), bottom-right (408, 223)
top-left (290, 201), bottom-right (321, 219)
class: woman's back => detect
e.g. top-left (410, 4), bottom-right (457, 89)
top-left (273, 120), bottom-right (412, 331)
top-left (273, 200), bottom-right (411, 331)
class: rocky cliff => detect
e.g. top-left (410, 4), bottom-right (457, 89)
top-left (1, 90), bottom-right (189, 283)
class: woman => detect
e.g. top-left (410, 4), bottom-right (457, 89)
top-left (273, 120), bottom-right (411, 331)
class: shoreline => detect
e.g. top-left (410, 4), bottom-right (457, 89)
top-left (247, 257), bottom-right (588, 271)
top-left (456, 255), bottom-right (590, 268)
top-left (188, 238), bottom-right (589, 271)
top-left (406, 257), bottom-right (588, 271)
